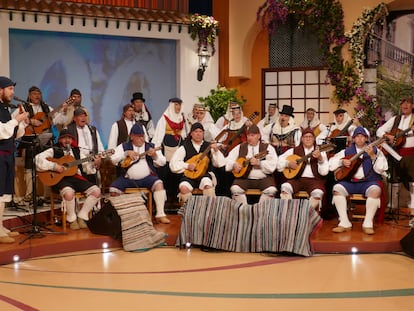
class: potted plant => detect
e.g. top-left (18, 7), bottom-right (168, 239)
top-left (198, 85), bottom-right (246, 122)
top-left (189, 14), bottom-right (219, 56)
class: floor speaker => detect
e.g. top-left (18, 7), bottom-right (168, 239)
top-left (400, 228), bottom-right (414, 258)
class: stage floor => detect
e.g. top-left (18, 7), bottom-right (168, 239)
top-left (1, 199), bottom-right (412, 265)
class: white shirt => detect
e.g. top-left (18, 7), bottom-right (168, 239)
top-left (110, 143), bottom-right (166, 180)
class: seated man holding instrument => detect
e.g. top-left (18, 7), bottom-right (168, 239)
top-left (109, 123), bottom-right (170, 224)
top-left (169, 122), bottom-right (226, 204)
top-left (35, 129), bottom-right (102, 230)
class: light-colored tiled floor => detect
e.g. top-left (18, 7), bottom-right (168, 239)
top-left (1, 248), bottom-right (414, 311)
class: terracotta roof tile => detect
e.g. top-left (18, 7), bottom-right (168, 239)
top-left (0, 0), bottom-right (190, 25)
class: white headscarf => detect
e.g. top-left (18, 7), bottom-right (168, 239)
top-left (331, 112), bottom-right (351, 131)
top-left (164, 101), bottom-right (183, 123)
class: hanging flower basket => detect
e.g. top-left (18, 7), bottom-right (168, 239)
top-left (190, 14), bottom-right (219, 56)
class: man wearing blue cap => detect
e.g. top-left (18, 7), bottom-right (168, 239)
top-left (0, 77), bottom-right (29, 242)
top-left (329, 126), bottom-right (388, 235)
top-left (109, 123), bottom-right (170, 224)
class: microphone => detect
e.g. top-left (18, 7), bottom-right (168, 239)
top-left (13, 96), bottom-right (30, 105)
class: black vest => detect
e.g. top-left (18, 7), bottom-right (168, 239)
top-left (66, 123), bottom-right (99, 154)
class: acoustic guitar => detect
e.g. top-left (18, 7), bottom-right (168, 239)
top-left (233, 150), bottom-right (269, 178)
top-left (38, 149), bottom-right (114, 186)
top-left (327, 109), bottom-right (366, 141)
top-left (25, 96), bottom-right (75, 135)
top-left (334, 137), bottom-right (386, 181)
top-left (219, 111), bottom-right (259, 156)
top-left (385, 127), bottom-right (412, 149)
top-left (283, 143), bottom-right (336, 179)
top-left (183, 144), bottom-right (212, 180)
top-left (119, 146), bottom-right (162, 168)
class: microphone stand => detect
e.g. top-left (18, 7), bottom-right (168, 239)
top-left (16, 137), bottom-right (66, 244)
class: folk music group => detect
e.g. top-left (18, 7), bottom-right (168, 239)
top-left (1, 75), bottom-right (414, 243)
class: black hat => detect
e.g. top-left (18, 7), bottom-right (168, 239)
top-left (131, 92), bottom-right (145, 103)
top-left (280, 105), bottom-right (294, 117)
top-left (169, 97), bottom-right (183, 104)
top-left (333, 108), bottom-right (347, 115)
top-left (0, 76), bottom-right (16, 89)
top-left (190, 122), bottom-right (204, 132)
top-left (28, 86), bottom-right (41, 93)
top-left (58, 129), bottom-right (75, 140)
top-left (70, 88), bottom-right (81, 96)
top-left (73, 108), bottom-right (87, 116)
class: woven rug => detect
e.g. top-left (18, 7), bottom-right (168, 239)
top-left (176, 196), bottom-right (322, 256)
top-left (109, 193), bottom-right (166, 251)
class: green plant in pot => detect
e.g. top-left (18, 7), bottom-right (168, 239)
top-left (198, 85), bottom-right (246, 122)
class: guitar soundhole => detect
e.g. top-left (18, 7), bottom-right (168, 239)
top-left (63, 164), bottom-right (69, 169)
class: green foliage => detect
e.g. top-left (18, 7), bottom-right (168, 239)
top-left (377, 65), bottom-right (414, 115)
top-left (198, 86), bottom-right (246, 122)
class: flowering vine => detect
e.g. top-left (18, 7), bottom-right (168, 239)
top-left (189, 14), bottom-right (219, 56)
top-left (346, 3), bottom-right (388, 134)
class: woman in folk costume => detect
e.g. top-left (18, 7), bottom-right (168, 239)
top-left (152, 97), bottom-right (187, 161)
top-left (186, 103), bottom-right (215, 141)
top-left (257, 102), bottom-right (279, 133)
top-left (209, 102), bottom-right (251, 154)
top-left (317, 108), bottom-right (357, 146)
top-left (300, 108), bottom-right (327, 141)
top-left (152, 97), bottom-right (187, 204)
top-left (263, 105), bottom-right (301, 156)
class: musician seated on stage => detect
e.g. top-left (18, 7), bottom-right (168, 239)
top-left (12, 86), bottom-right (55, 204)
top-left (169, 122), bottom-right (226, 204)
top-left (225, 124), bottom-right (278, 204)
top-left (257, 102), bottom-right (279, 134)
top-left (317, 108), bottom-right (356, 147)
top-left (262, 105), bottom-right (301, 156)
top-left (186, 103), bottom-right (215, 142)
top-left (328, 126), bottom-right (388, 235)
top-left (300, 108), bottom-right (327, 140)
top-left (209, 102), bottom-right (253, 154)
top-left (109, 123), bottom-right (170, 224)
top-left (277, 128), bottom-right (330, 211)
top-left (376, 96), bottom-right (414, 219)
top-left (35, 129), bottom-right (101, 230)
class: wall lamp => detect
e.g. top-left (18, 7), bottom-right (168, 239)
top-left (197, 46), bottom-right (211, 81)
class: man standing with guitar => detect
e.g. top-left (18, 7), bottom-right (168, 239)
top-left (277, 128), bottom-right (331, 211)
top-left (35, 129), bottom-right (101, 230)
top-left (225, 124), bottom-right (278, 204)
top-left (0, 76), bottom-right (29, 243)
top-left (13, 86), bottom-right (55, 203)
top-left (329, 126), bottom-right (387, 235)
top-left (169, 122), bottom-right (225, 204)
top-left (377, 97), bottom-right (414, 218)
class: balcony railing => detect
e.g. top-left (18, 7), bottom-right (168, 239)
top-left (367, 33), bottom-right (414, 77)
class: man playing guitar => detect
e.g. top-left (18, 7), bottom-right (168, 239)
top-left (12, 86), bottom-right (55, 203)
top-left (225, 124), bottom-right (278, 204)
top-left (35, 129), bottom-right (101, 230)
top-left (277, 127), bottom-right (330, 212)
top-left (329, 126), bottom-right (388, 235)
top-left (169, 122), bottom-right (226, 204)
top-left (377, 97), bottom-right (414, 217)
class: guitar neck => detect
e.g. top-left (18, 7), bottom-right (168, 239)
top-left (349, 138), bottom-right (386, 162)
top-left (335, 120), bottom-right (353, 137)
